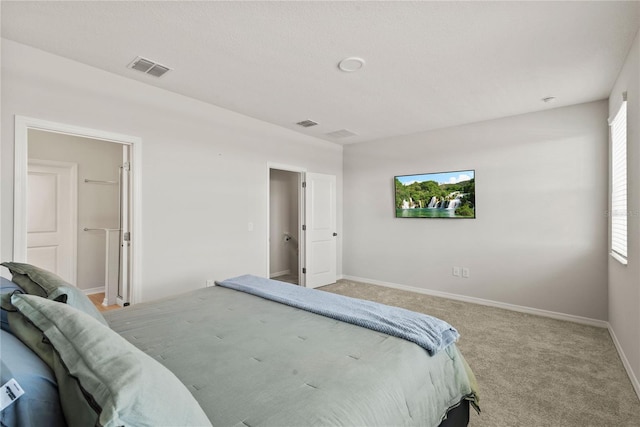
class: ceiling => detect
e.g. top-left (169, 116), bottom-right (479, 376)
top-left (2, 1), bottom-right (639, 145)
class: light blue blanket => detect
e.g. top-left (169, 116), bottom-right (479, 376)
top-left (216, 275), bottom-right (459, 355)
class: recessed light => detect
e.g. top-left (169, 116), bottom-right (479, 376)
top-left (338, 57), bottom-right (365, 72)
top-left (542, 96), bottom-right (557, 103)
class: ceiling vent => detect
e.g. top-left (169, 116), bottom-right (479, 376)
top-left (128, 56), bottom-right (171, 78)
top-left (296, 120), bottom-right (318, 128)
top-left (326, 129), bottom-right (357, 139)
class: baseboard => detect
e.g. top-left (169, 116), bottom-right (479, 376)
top-left (270, 270), bottom-right (291, 279)
top-left (83, 286), bottom-right (104, 295)
top-left (608, 325), bottom-right (640, 400)
top-left (341, 275), bottom-right (608, 328)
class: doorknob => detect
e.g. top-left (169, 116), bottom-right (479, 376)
top-left (333, 232), bottom-right (338, 236)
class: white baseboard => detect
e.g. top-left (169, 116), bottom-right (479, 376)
top-left (83, 286), bottom-right (104, 295)
top-left (608, 325), bottom-right (640, 400)
top-left (341, 275), bottom-right (608, 328)
top-left (270, 269), bottom-right (291, 278)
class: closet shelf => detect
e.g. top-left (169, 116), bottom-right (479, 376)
top-left (84, 179), bottom-right (117, 184)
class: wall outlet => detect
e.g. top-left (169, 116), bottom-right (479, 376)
top-left (206, 279), bottom-right (215, 287)
top-left (462, 267), bottom-right (470, 278)
top-left (452, 267), bottom-right (461, 277)
top-left (247, 222), bottom-right (254, 232)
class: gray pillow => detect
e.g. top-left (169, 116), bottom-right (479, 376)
top-left (0, 276), bottom-right (24, 333)
top-left (0, 291), bottom-right (56, 369)
top-left (1, 261), bottom-right (107, 326)
top-left (11, 293), bottom-right (212, 427)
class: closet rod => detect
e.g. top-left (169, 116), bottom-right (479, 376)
top-left (84, 179), bottom-right (117, 184)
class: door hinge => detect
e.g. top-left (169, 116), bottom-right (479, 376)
top-left (123, 162), bottom-right (131, 172)
top-left (302, 268), bottom-right (306, 274)
top-left (123, 232), bottom-right (131, 242)
top-left (302, 224), bottom-right (306, 231)
top-left (302, 181), bottom-right (306, 188)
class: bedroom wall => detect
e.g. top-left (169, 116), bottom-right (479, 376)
top-left (28, 130), bottom-right (122, 293)
top-left (608, 30), bottom-right (640, 396)
top-left (343, 100), bottom-right (608, 321)
top-left (1, 39), bottom-right (343, 302)
top-left (269, 169), bottom-right (299, 278)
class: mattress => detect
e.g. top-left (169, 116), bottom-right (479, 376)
top-left (105, 285), bottom-right (477, 426)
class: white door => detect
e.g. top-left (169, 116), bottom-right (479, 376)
top-left (118, 146), bottom-right (131, 305)
top-left (27, 160), bottom-right (78, 284)
top-left (304, 173), bottom-right (337, 288)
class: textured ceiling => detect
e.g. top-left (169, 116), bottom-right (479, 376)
top-left (2, 1), bottom-right (639, 144)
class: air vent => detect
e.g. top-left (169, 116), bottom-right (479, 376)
top-left (326, 129), bottom-right (357, 139)
top-left (128, 56), bottom-right (171, 78)
top-left (296, 120), bottom-right (318, 128)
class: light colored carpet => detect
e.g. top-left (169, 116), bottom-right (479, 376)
top-left (319, 279), bottom-right (640, 427)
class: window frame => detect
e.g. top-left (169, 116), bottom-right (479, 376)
top-left (609, 97), bottom-right (628, 265)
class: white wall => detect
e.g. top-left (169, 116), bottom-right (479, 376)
top-left (608, 30), bottom-right (640, 394)
top-left (29, 130), bottom-right (122, 292)
top-left (269, 169), bottom-right (299, 278)
top-left (344, 100), bottom-right (608, 320)
top-left (1, 39), bottom-right (343, 302)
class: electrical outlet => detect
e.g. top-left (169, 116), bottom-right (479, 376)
top-left (462, 267), bottom-right (470, 278)
top-left (452, 267), bottom-right (461, 277)
top-left (206, 279), bottom-right (215, 287)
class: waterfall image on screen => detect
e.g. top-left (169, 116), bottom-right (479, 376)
top-left (394, 170), bottom-right (475, 218)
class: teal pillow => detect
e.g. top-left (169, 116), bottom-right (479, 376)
top-left (1, 262), bottom-right (107, 326)
top-left (11, 294), bottom-right (212, 427)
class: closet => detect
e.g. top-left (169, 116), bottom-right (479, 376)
top-left (27, 129), bottom-right (131, 305)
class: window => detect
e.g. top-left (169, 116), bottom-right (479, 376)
top-left (610, 96), bottom-right (627, 264)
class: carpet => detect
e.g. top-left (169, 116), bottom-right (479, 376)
top-left (320, 279), bottom-right (640, 427)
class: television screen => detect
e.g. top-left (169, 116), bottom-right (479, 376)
top-left (394, 170), bottom-right (475, 218)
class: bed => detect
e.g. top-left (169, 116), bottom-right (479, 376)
top-left (0, 262), bottom-right (479, 427)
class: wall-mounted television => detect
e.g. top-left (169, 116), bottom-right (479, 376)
top-left (394, 170), bottom-right (475, 218)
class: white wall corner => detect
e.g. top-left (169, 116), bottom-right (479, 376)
top-left (608, 325), bottom-right (640, 401)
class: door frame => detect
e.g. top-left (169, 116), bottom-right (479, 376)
top-left (13, 115), bottom-right (143, 304)
top-left (27, 158), bottom-right (79, 285)
top-left (266, 162), bottom-right (306, 286)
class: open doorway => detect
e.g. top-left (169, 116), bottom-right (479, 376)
top-left (269, 168), bottom-right (302, 285)
top-left (13, 116), bottom-right (141, 306)
top-left (267, 165), bottom-right (338, 289)
top-left (27, 130), bottom-right (130, 307)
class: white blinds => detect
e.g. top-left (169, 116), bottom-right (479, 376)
top-left (610, 100), bottom-right (627, 260)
